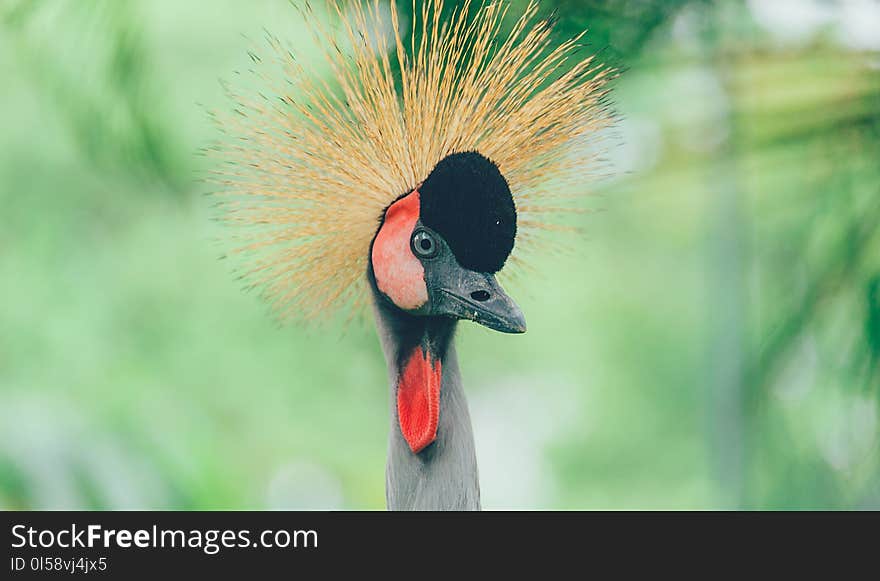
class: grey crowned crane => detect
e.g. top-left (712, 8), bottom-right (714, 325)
top-left (213, 0), bottom-right (612, 510)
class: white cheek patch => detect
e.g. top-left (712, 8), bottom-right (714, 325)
top-left (371, 191), bottom-right (428, 310)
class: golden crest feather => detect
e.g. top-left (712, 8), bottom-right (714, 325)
top-left (212, 0), bottom-right (613, 323)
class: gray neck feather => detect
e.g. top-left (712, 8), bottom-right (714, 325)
top-left (371, 296), bottom-right (481, 511)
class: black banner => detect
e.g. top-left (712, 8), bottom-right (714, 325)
top-left (1, 511), bottom-right (876, 576)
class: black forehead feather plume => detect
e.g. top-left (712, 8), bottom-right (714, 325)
top-left (419, 152), bottom-right (517, 274)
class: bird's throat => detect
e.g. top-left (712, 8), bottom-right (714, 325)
top-left (396, 346), bottom-right (442, 453)
top-left (371, 301), bottom-right (480, 509)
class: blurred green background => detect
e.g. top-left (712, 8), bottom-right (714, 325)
top-left (1, 0), bottom-right (879, 510)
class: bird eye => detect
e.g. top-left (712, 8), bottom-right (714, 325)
top-left (411, 229), bottom-right (438, 258)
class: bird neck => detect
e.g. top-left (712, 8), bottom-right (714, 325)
top-left (371, 292), bottom-right (481, 511)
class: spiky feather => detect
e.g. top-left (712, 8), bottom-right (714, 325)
top-left (212, 0), bottom-right (613, 323)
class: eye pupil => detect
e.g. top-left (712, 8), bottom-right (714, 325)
top-left (420, 238), bottom-right (432, 251)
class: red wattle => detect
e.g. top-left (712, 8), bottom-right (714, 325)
top-left (397, 346), bottom-right (441, 453)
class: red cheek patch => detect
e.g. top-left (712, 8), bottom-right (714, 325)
top-left (372, 190), bottom-right (428, 310)
top-left (397, 346), bottom-right (442, 453)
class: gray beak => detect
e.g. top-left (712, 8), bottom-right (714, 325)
top-left (431, 269), bottom-right (526, 334)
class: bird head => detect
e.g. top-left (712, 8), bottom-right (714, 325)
top-left (212, 0), bottom-right (613, 329)
top-left (370, 151), bottom-right (525, 334)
